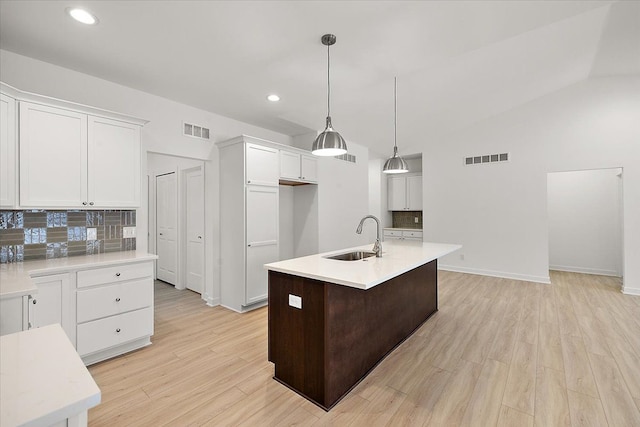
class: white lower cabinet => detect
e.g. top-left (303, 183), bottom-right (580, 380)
top-left (29, 274), bottom-right (73, 343)
top-left (0, 296), bottom-right (25, 336)
top-left (75, 261), bottom-right (154, 364)
top-left (384, 230), bottom-right (423, 241)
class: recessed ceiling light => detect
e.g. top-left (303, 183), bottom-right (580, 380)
top-left (66, 7), bottom-right (98, 25)
top-left (267, 94), bottom-right (280, 102)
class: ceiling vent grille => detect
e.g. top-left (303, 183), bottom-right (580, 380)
top-left (335, 153), bottom-right (356, 163)
top-left (464, 152), bottom-right (509, 166)
top-left (183, 122), bottom-right (210, 140)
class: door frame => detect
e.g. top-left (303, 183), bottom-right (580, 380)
top-left (155, 170), bottom-right (180, 288)
top-left (181, 165), bottom-right (205, 295)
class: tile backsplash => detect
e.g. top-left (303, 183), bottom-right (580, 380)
top-left (0, 210), bottom-right (136, 263)
top-left (392, 211), bottom-right (423, 229)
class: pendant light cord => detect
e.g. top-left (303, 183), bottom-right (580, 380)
top-left (327, 41), bottom-right (331, 117)
top-left (394, 77), bottom-right (397, 150)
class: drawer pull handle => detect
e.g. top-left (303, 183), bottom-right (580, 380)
top-left (116, 328), bottom-right (121, 333)
top-left (82, 202), bottom-right (87, 206)
top-left (115, 297), bottom-right (121, 302)
top-left (89, 202), bottom-right (94, 206)
top-left (116, 273), bottom-right (121, 277)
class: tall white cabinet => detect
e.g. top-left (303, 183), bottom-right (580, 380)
top-left (218, 136), bottom-right (280, 312)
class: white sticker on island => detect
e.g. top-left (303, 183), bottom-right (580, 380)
top-left (288, 294), bottom-right (302, 309)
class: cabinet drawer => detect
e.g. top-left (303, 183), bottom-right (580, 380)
top-left (77, 307), bottom-right (152, 356)
top-left (402, 231), bottom-right (423, 239)
top-left (383, 230), bottom-right (402, 238)
top-left (77, 261), bottom-right (153, 288)
top-left (77, 278), bottom-right (152, 323)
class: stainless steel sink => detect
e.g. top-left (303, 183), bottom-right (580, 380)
top-left (324, 251), bottom-right (377, 261)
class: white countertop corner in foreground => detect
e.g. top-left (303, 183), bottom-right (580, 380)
top-left (264, 240), bottom-right (461, 290)
top-left (0, 324), bottom-right (101, 427)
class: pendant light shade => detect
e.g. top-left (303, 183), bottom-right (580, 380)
top-left (382, 77), bottom-right (409, 174)
top-left (312, 34), bottom-right (347, 157)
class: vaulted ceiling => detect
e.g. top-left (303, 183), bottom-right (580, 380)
top-left (1, 1), bottom-right (638, 157)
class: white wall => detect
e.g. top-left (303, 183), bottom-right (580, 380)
top-left (0, 49), bottom-right (293, 306)
top-left (419, 76), bottom-right (640, 293)
top-left (317, 142), bottom-right (373, 251)
top-left (547, 168), bottom-right (622, 276)
top-left (279, 185), bottom-right (295, 260)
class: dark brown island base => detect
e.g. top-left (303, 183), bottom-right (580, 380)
top-left (268, 259), bottom-right (439, 410)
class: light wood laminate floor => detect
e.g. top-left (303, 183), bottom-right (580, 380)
top-left (88, 271), bottom-right (640, 426)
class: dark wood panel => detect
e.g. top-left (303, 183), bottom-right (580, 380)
top-left (268, 260), bottom-right (438, 410)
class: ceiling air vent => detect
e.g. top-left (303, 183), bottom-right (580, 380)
top-left (183, 122), bottom-right (210, 140)
top-left (464, 152), bottom-right (509, 166)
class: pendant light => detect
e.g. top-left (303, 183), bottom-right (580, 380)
top-left (312, 34), bottom-right (348, 157)
top-left (383, 77), bottom-right (409, 173)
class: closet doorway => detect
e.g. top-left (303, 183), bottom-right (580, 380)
top-left (148, 153), bottom-right (206, 297)
top-left (547, 167), bottom-right (624, 279)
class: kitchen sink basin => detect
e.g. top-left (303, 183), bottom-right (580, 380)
top-left (324, 251), bottom-right (377, 261)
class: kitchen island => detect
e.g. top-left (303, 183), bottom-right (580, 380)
top-left (265, 240), bottom-right (460, 410)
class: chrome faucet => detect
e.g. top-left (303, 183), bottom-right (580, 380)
top-left (356, 215), bottom-right (382, 257)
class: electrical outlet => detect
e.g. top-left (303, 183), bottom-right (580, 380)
top-left (460, 254), bottom-right (465, 261)
top-left (123, 226), bottom-right (136, 238)
top-left (414, 217), bottom-right (419, 223)
top-left (87, 227), bottom-right (97, 241)
top-left (288, 294), bottom-right (302, 309)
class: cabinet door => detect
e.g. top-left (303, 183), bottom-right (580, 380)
top-left (387, 176), bottom-right (406, 211)
top-left (246, 143), bottom-right (279, 186)
top-left (246, 185), bottom-right (278, 305)
top-left (88, 116), bottom-right (141, 207)
top-left (407, 175), bottom-right (423, 210)
top-left (0, 93), bottom-right (16, 208)
top-left (0, 296), bottom-right (25, 336)
top-left (19, 102), bottom-right (87, 207)
top-left (301, 155), bottom-right (318, 183)
top-left (280, 150), bottom-right (301, 180)
top-left (29, 274), bottom-right (72, 342)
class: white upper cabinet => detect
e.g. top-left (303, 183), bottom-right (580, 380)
top-left (388, 173), bottom-right (423, 211)
top-left (246, 143), bottom-right (279, 186)
top-left (88, 116), bottom-right (140, 207)
top-left (280, 150), bottom-right (301, 180)
top-left (406, 175), bottom-right (423, 210)
top-left (20, 102), bottom-right (88, 207)
top-left (19, 102), bottom-right (143, 208)
top-left (300, 155), bottom-right (318, 183)
top-left (279, 149), bottom-right (318, 184)
top-left (0, 93), bottom-right (17, 208)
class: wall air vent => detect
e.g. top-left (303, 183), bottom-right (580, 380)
top-left (183, 122), bottom-right (210, 140)
top-left (335, 153), bottom-right (356, 163)
top-left (464, 152), bottom-right (509, 166)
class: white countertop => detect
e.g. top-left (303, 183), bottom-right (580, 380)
top-left (0, 252), bottom-right (158, 299)
top-left (0, 324), bottom-right (101, 426)
top-left (264, 240), bottom-right (461, 290)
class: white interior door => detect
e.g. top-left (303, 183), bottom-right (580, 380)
top-left (185, 167), bottom-right (204, 294)
top-left (156, 172), bottom-right (178, 285)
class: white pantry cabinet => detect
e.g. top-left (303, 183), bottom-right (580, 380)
top-left (388, 173), bottom-right (422, 211)
top-left (19, 102), bottom-right (142, 208)
top-left (218, 136), bottom-right (280, 312)
top-left (280, 150), bottom-right (318, 184)
top-left (0, 92), bottom-right (17, 208)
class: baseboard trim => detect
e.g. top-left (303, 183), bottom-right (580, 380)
top-left (438, 264), bottom-right (551, 284)
top-left (205, 295), bottom-right (220, 307)
top-left (622, 286), bottom-right (640, 296)
top-left (549, 265), bottom-right (620, 277)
